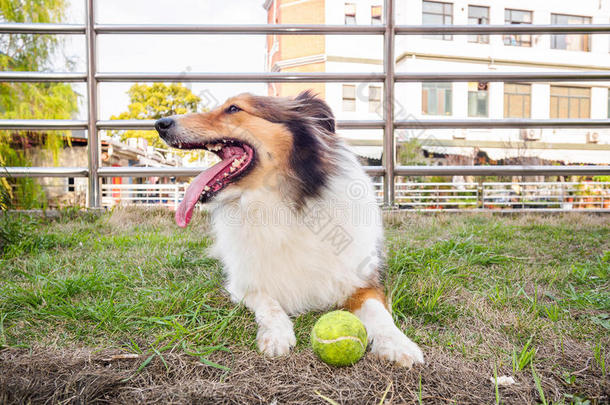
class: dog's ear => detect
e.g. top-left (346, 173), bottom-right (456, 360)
top-left (294, 90), bottom-right (335, 134)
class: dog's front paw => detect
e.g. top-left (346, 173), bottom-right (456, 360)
top-left (257, 319), bottom-right (296, 357)
top-left (370, 327), bottom-right (425, 368)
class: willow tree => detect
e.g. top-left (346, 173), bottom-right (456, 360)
top-left (0, 0), bottom-right (78, 208)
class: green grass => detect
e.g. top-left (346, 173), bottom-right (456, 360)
top-left (1, 209), bottom-right (609, 399)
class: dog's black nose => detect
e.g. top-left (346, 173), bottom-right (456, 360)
top-left (154, 117), bottom-right (175, 137)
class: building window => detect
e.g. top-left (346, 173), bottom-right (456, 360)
top-left (371, 5), bottom-right (382, 25)
top-left (551, 14), bottom-right (591, 52)
top-left (468, 5), bottom-right (489, 44)
top-left (422, 82), bottom-right (452, 115)
top-left (422, 1), bottom-right (453, 41)
top-left (345, 3), bottom-right (356, 25)
top-left (504, 9), bottom-right (532, 47)
top-left (368, 85), bottom-right (382, 113)
top-left (343, 84), bottom-right (356, 111)
top-left (504, 83), bottom-right (531, 118)
top-left (468, 82), bottom-right (488, 117)
top-left (550, 86), bottom-right (590, 119)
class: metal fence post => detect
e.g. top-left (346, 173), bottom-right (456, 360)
top-left (1, 17), bottom-right (610, 211)
top-left (86, 0), bottom-right (100, 207)
top-left (383, 0), bottom-right (395, 207)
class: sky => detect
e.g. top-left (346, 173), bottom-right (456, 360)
top-left (60, 0), bottom-right (268, 119)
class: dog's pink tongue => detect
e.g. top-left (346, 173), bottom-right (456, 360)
top-left (175, 158), bottom-right (234, 228)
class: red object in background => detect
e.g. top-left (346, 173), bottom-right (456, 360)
top-left (112, 165), bottom-right (122, 201)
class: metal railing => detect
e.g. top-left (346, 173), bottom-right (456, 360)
top-left (101, 183), bottom-right (187, 209)
top-left (372, 181), bottom-right (610, 210)
top-left (11, 180), bottom-right (608, 211)
top-left (1, 0), bottom-right (610, 208)
top-left (101, 181), bottom-right (610, 211)
top-left (482, 181), bottom-right (610, 210)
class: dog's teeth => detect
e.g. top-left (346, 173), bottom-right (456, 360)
top-left (230, 167), bottom-right (236, 172)
top-left (224, 172), bottom-right (229, 177)
top-left (204, 186), bottom-right (210, 191)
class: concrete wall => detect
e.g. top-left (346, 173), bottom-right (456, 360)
top-left (26, 145), bottom-right (88, 206)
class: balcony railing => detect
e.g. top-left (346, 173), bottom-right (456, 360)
top-left (1, 0), bottom-right (610, 208)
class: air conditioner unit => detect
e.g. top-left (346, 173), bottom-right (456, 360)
top-left (453, 129), bottom-right (467, 139)
top-left (520, 129), bottom-right (541, 141)
top-left (586, 132), bottom-right (599, 144)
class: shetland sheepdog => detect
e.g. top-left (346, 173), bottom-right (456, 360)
top-left (155, 91), bottom-right (424, 367)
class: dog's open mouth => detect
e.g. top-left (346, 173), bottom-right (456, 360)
top-left (176, 139), bottom-right (255, 227)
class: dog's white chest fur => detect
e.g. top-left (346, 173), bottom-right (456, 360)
top-left (209, 159), bottom-right (382, 315)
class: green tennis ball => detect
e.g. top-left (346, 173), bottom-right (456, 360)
top-left (311, 310), bottom-right (367, 367)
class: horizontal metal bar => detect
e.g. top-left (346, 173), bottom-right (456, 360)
top-left (3, 23), bottom-right (608, 36)
top-left (95, 24), bottom-right (385, 35)
top-left (5, 166), bottom-right (605, 179)
top-left (484, 193), bottom-right (606, 197)
top-left (338, 120), bottom-right (385, 130)
top-left (394, 119), bottom-right (610, 129)
top-left (0, 72), bottom-right (87, 82)
top-left (2, 119), bottom-right (607, 131)
top-left (395, 182), bottom-right (478, 186)
top-left (95, 72), bottom-right (385, 82)
top-left (395, 24), bottom-right (610, 34)
top-left (386, 207), bottom-right (610, 213)
top-left (3, 119), bottom-right (607, 131)
top-left (97, 166), bottom-right (386, 177)
top-left (484, 191), bottom-right (609, 195)
top-left (0, 167), bottom-right (88, 177)
top-left (394, 165), bottom-right (610, 176)
top-left (397, 195), bottom-right (478, 200)
top-left (97, 167), bottom-right (230, 177)
top-left (96, 119), bottom-right (385, 130)
top-left (96, 120), bottom-right (154, 130)
top-left (364, 166), bottom-right (385, 176)
top-left (0, 23), bottom-right (86, 34)
top-left (395, 71), bottom-right (610, 82)
top-left (0, 23), bottom-right (610, 35)
top-left (0, 119), bottom-right (88, 130)
top-left (483, 181), bottom-right (610, 186)
top-left (5, 71), bottom-right (609, 84)
top-left (101, 184), bottom-right (184, 189)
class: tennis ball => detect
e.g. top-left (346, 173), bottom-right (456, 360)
top-left (311, 310), bottom-right (367, 367)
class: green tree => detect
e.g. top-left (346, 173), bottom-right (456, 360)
top-left (1, 0), bottom-right (79, 209)
top-left (110, 83), bottom-right (201, 149)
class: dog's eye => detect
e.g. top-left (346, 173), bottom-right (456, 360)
top-left (225, 105), bottom-right (242, 114)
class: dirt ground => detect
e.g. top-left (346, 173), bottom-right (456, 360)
top-left (1, 343), bottom-right (607, 404)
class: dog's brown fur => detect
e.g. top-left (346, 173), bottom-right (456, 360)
top-left (344, 287), bottom-right (388, 312)
top-left (172, 92), bottom-right (339, 207)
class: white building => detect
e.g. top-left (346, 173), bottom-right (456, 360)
top-left (266, 0), bottom-right (610, 165)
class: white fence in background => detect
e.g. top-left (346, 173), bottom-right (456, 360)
top-left (481, 182), bottom-right (610, 209)
top-left (371, 182), bottom-right (610, 210)
top-left (101, 183), bottom-right (187, 208)
top-left (97, 181), bottom-right (610, 211)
